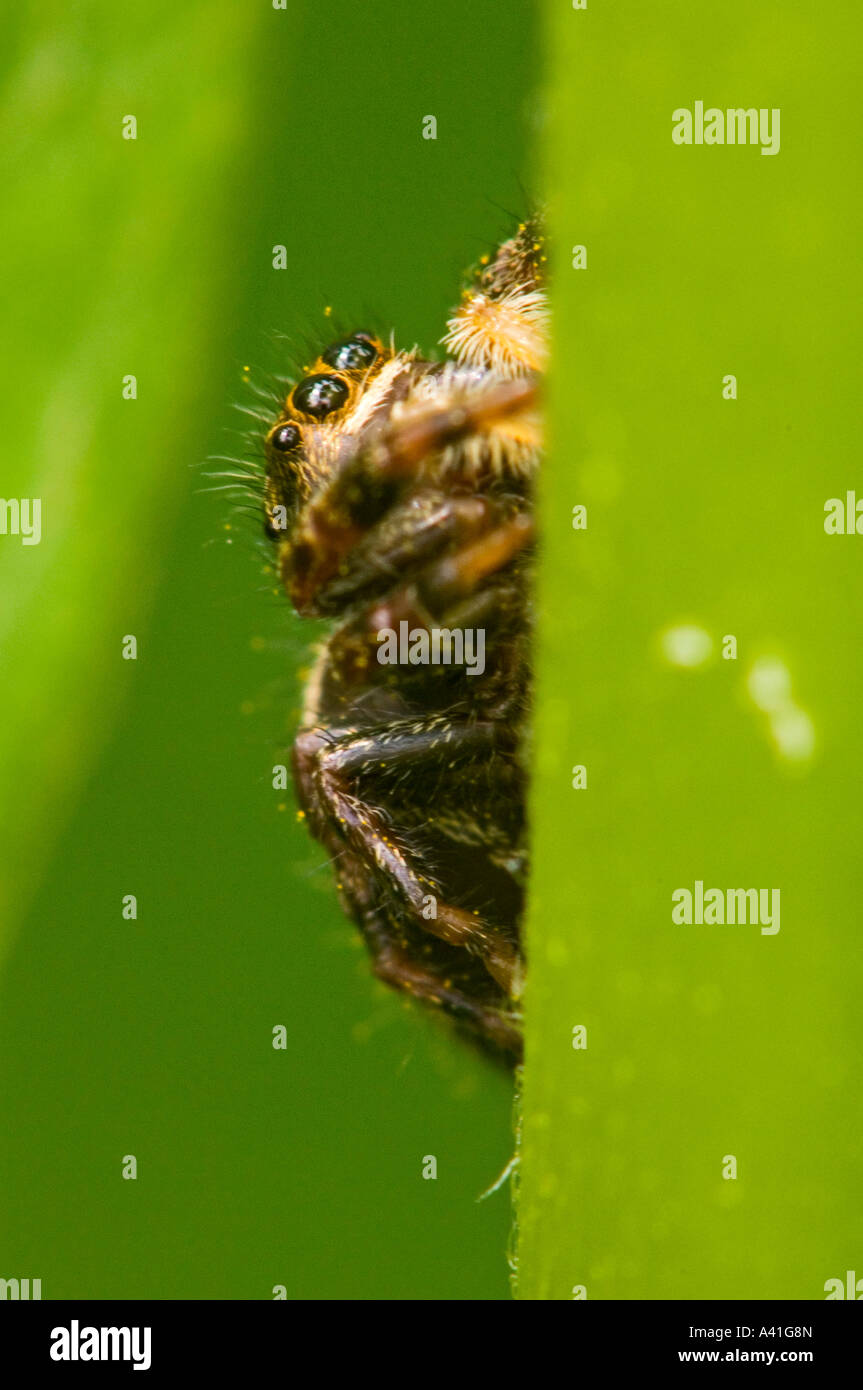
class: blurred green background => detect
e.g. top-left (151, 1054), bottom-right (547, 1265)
top-left (520, 0), bottom-right (863, 1299)
top-left (0, 0), bottom-right (538, 1299)
top-left (5, 0), bottom-right (859, 1307)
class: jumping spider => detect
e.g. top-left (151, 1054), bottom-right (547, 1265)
top-left (258, 218), bottom-right (546, 1060)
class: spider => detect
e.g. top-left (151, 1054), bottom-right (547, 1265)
top-left (258, 217), bottom-right (546, 1061)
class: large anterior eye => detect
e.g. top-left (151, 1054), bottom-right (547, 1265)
top-left (292, 373), bottom-right (350, 419)
top-left (321, 334), bottom-right (378, 371)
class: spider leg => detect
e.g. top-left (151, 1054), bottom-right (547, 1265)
top-left (320, 506), bottom-right (532, 689)
top-left (292, 721), bottom-right (523, 999)
top-left (285, 375), bottom-right (537, 613)
top-left (307, 491), bottom-right (499, 616)
top-left (362, 911), bottom-right (522, 1058)
top-left (290, 768), bottom-right (522, 1057)
top-left (358, 375), bottom-right (537, 479)
top-left (387, 513), bottom-right (532, 618)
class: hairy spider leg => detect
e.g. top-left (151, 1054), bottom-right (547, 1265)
top-left (300, 492), bottom-right (503, 620)
top-left (284, 375), bottom-right (538, 614)
top-left (312, 505), bottom-right (534, 685)
top-left (292, 721), bottom-right (521, 998)
top-left (364, 911), bottom-right (522, 1058)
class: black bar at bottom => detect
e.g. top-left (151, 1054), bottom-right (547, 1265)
top-left (0, 1298), bottom-right (858, 1374)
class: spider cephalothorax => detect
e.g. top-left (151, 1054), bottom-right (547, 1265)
top-left (260, 217), bottom-right (546, 1060)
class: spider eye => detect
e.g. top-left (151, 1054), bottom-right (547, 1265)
top-left (321, 334), bottom-right (379, 371)
top-left (292, 373), bottom-right (350, 419)
top-left (270, 422), bottom-right (300, 453)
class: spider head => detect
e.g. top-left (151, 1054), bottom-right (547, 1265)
top-left (263, 330), bottom-right (430, 615)
top-left (262, 331), bottom-right (400, 543)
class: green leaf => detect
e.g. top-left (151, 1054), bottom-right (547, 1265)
top-left (0, 1), bottom-right (261, 949)
top-left (519, 0), bottom-right (863, 1299)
